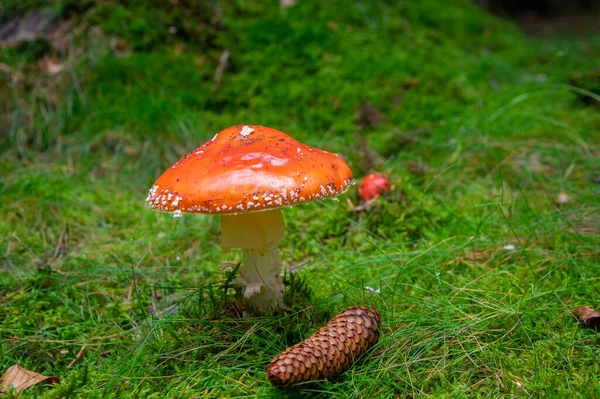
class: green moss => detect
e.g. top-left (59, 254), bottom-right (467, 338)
top-left (1, 0), bottom-right (600, 397)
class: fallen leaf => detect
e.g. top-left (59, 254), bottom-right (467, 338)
top-left (0, 364), bottom-right (60, 393)
top-left (572, 306), bottom-right (600, 330)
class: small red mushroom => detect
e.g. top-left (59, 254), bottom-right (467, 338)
top-left (359, 173), bottom-right (389, 201)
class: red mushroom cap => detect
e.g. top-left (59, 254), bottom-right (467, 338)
top-left (146, 125), bottom-right (354, 214)
top-left (359, 173), bottom-right (389, 201)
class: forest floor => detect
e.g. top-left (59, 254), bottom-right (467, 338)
top-left (1, 0), bottom-right (599, 397)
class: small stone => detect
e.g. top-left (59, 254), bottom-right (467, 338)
top-left (557, 192), bottom-right (570, 204)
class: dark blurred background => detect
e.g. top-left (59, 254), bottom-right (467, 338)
top-left (476, 0), bottom-right (600, 35)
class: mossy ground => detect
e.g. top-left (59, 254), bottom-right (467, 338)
top-left (1, 0), bottom-right (599, 397)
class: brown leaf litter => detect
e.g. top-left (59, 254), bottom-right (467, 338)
top-left (572, 306), bottom-right (600, 330)
top-left (0, 364), bottom-right (60, 393)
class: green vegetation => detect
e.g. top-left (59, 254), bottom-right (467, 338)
top-left (1, 0), bottom-right (599, 397)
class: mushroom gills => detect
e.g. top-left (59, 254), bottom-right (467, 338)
top-left (220, 209), bottom-right (285, 309)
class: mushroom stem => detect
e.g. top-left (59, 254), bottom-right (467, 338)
top-left (220, 209), bottom-right (285, 310)
top-left (239, 247), bottom-right (284, 310)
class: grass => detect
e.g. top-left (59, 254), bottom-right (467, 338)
top-left (1, 0), bottom-right (600, 397)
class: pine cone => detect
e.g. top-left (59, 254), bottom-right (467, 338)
top-left (267, 306), bottom-right (381, 389)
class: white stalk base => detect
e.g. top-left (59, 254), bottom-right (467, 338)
top-left (220, 209), bottom-right (285, 311)
top-left (235, 246), bottom-right (284, 310)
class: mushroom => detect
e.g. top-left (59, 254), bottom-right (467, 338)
top-left (146, 125), bottom-right (354, 311)
top-left (359, 173), bottom-right (389, 202)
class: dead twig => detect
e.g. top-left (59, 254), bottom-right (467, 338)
top-left (212, 49), bottom-right (230, 92)
top-left (67, 346), bottom-right (87, 368)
